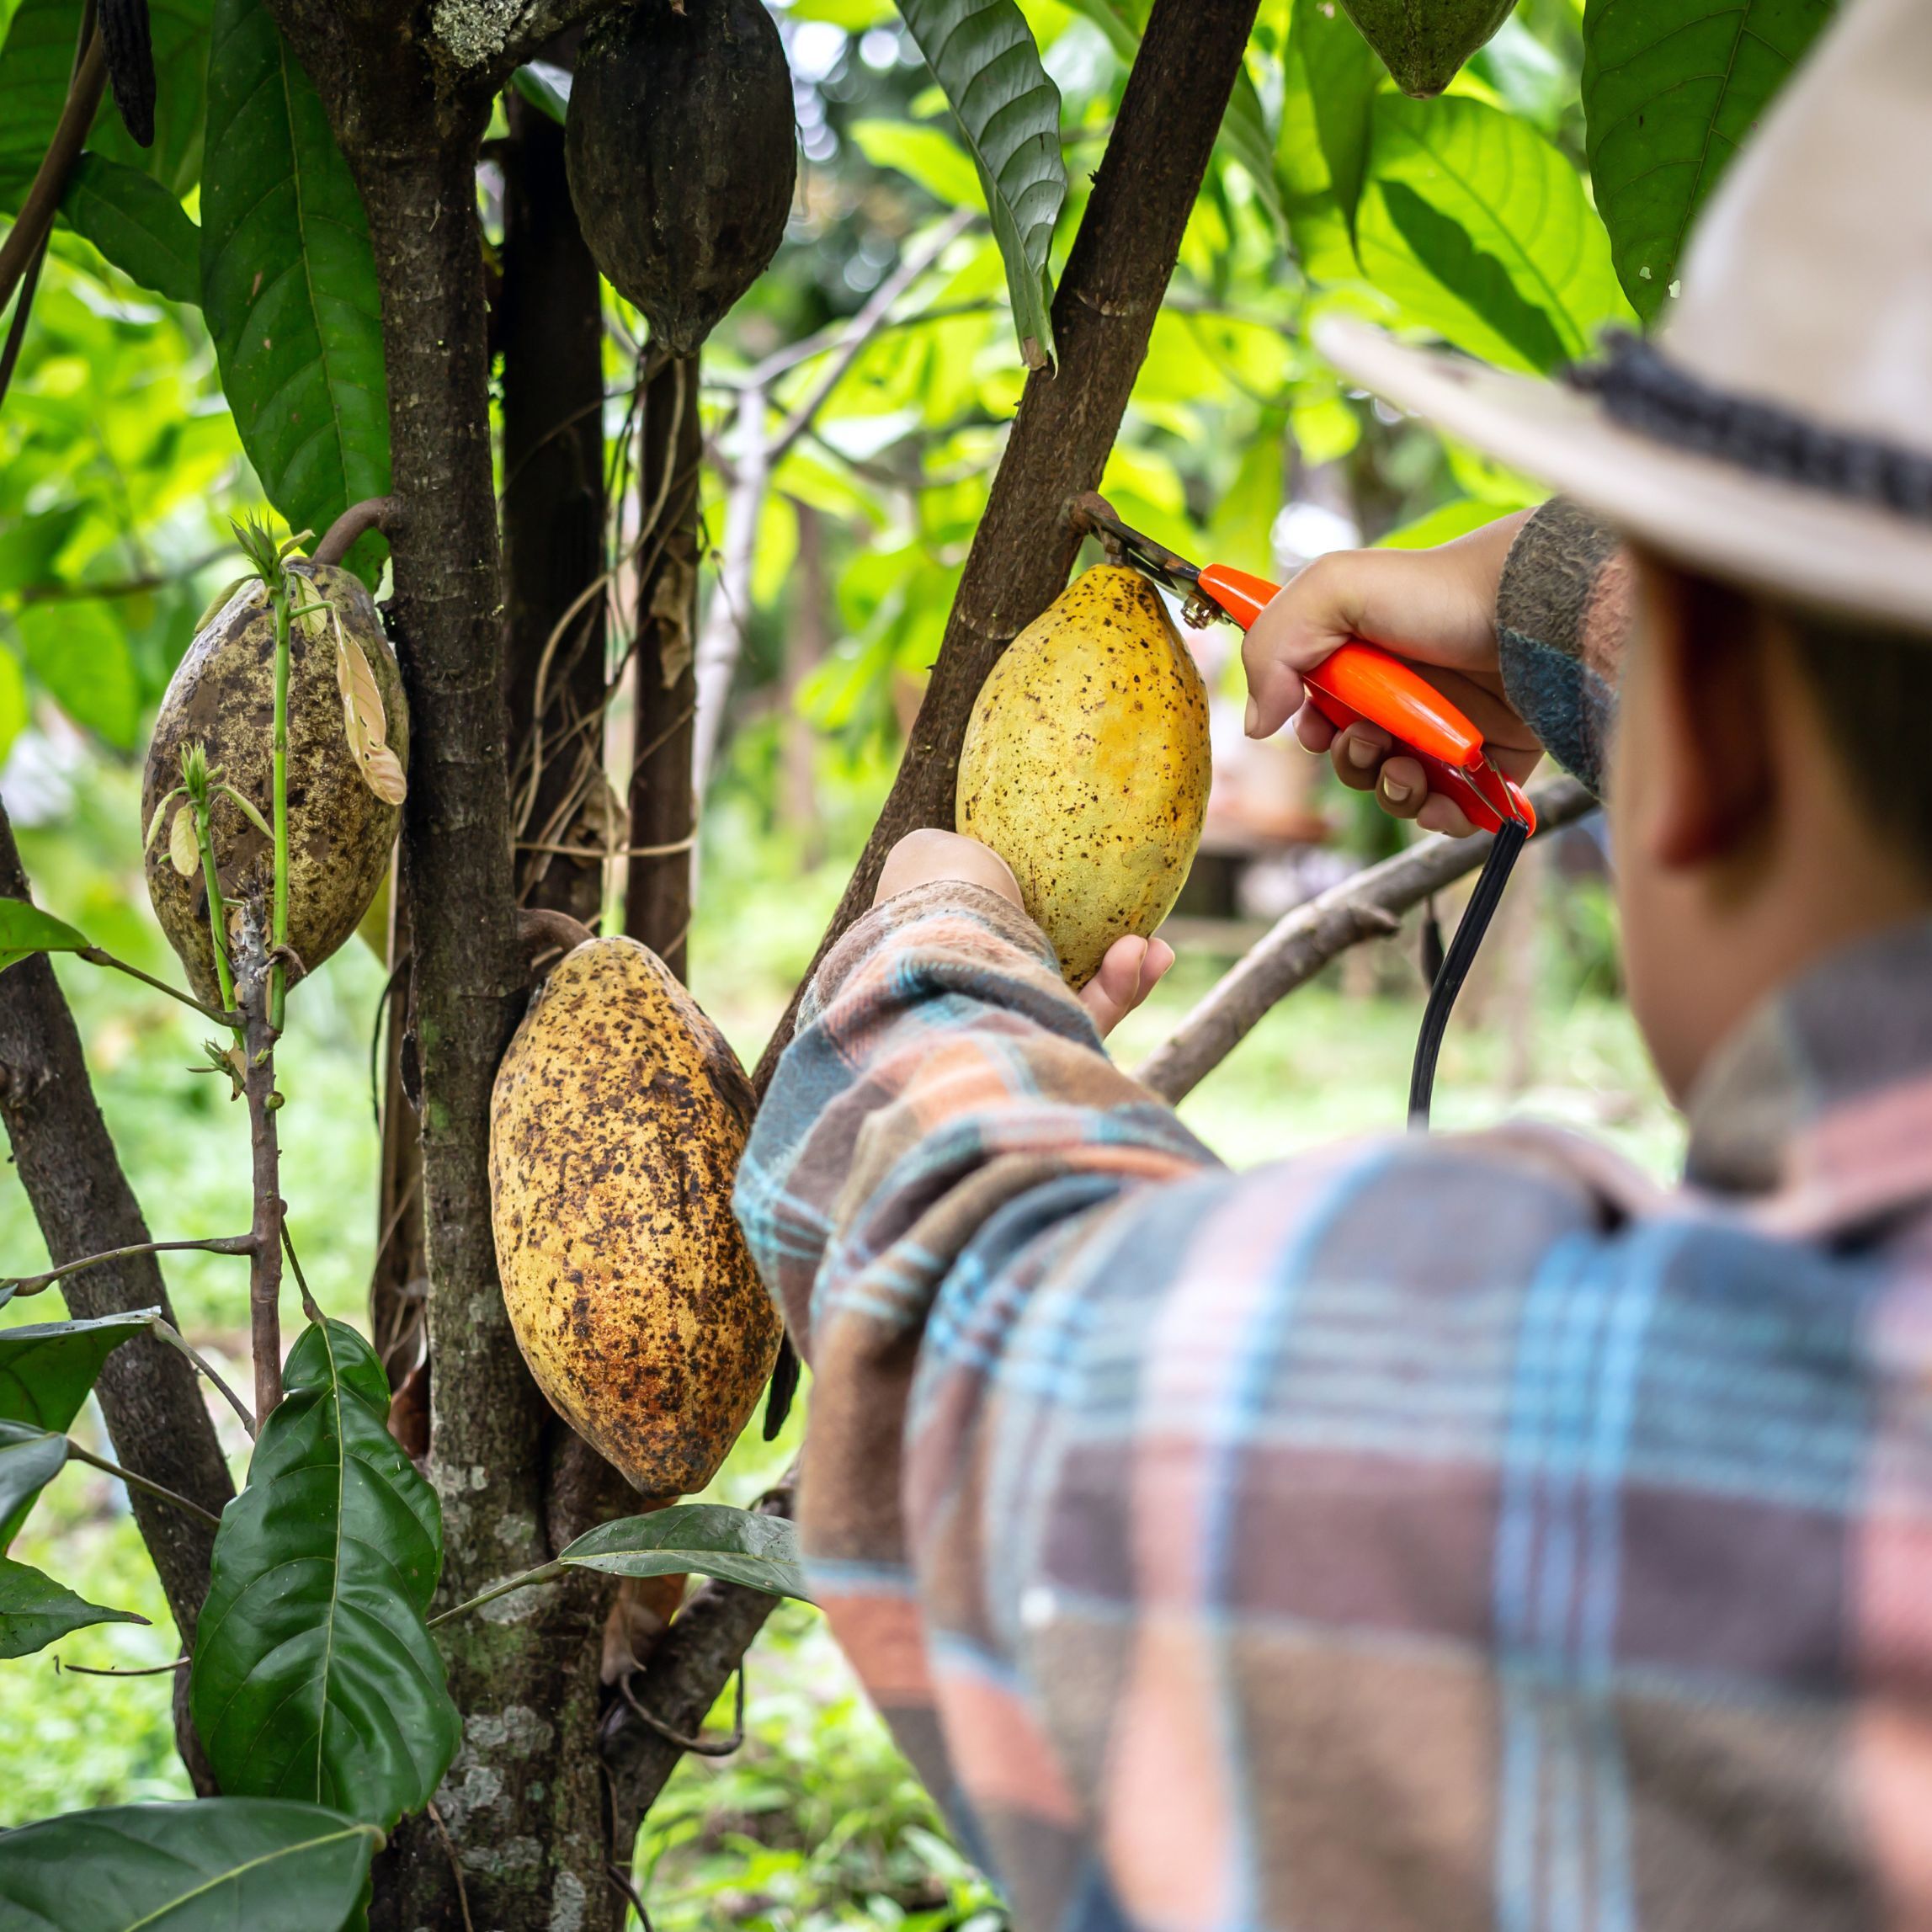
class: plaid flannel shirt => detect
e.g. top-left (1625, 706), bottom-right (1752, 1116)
top-left (734, 504), bottom-right (1932, 1932)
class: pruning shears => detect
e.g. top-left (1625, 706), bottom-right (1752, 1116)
top-left (1070, 492), bottom-right (1535, 838)
top-left (1070, 492), bottom-right (1535, 1129)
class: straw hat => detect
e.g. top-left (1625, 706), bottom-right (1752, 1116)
top-left (1314, 0), bottom-right (1932, 631)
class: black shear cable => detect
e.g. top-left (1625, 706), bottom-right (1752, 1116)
top-left (1407, 818), bottom-right (1528, 1130)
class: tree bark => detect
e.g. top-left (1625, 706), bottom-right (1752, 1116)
top-left (502, 75), bottom-right (610, 929)
top-left (249, 19), bottom-right (620, 1914)
top-left (750, 0), bottom-right (1261, 1092)
top-left (0, 805), bottom-right (232, 1793)
top-left (623, 353), bottom-right (702, 978)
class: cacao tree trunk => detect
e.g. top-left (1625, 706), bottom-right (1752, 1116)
top-left (253, 19), bottom-right (625, 1917)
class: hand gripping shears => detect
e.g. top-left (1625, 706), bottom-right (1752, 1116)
top-left (1069, 492), bottom-right (1535, 1127)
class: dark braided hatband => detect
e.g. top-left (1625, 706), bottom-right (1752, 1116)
top-left (1567, 331), bottom-right (1932, 522)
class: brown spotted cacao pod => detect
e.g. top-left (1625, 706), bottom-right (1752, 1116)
top-left (1339, 0), bottom-right (1517, 98)
top-left (489, 936), bottom-right (782, 1498)
top-left (565, 0), bottom-right (797, 355)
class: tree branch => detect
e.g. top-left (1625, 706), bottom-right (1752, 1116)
top-left (2, 1235), bottom-right (255, 1302)
top-left (0, 29), bottom-right (106, 314)
top-left (750, 0), bottom-right (1263, 1094)
top-left (1135, 775), bottom-right (1599, 1103)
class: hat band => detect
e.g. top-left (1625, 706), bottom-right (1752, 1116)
top-left (1568, 332), bottom-right (1932, 523)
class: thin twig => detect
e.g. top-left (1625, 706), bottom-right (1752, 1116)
top-left (56, 1655), bottom-right (183, 1678)
top-left (605, 1860), bottom-right (655, 1931)
top-left (1, 1235), bottom-right (255, 1301)
top-left (149, 1317), bottom-right (257, 1438)
top-left (232, 915), bottom-right (284, 1419)
top-left (426, 1560), bottom-right (567, 1628)
top-left (426, 1802), bottom-right (476, 1932)
top-left (279, 1223), bottom-right (322, 1325)
top-left (616, 1661), bottom-right (747, 1758)
top-left (77, 948), bottom-right (239, 1027)
top-left (66, 1440), bottom-right (225, 1530)
top-left (0, 230), bottom-right (49, 417)
top-left (0, 30), bottom-right (105, 314)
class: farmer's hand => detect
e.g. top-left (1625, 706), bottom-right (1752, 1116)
top-left (1242, 512), bottom-right (1543, 836)
top-left (875, 828), bottom-right (1174, 1039)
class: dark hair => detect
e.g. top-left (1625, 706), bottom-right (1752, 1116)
top-left (1784, 608), bottom-right (1932, 878)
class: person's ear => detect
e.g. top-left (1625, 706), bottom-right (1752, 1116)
top-left (1635, 556), bottom-right (1777, 871)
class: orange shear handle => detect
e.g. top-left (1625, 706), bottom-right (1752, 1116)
top-left (1197, 563), bottom-right (1535, 837)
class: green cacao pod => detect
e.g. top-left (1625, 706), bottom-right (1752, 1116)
top-left (1339, 0), bottom-right (1516, 97)
top-left (566, 0), bottom-right (797, 355)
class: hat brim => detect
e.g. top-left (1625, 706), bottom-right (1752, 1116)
top-left (1316, 317), bottom-right (1932, 632)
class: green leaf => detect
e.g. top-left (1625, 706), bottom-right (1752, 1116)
top-left (0, 1424), bottom-right (69, 1548)
top-left (60, 153), bottom-right (201, 304)
top-left (200, 0), bottom-right (391, 586)
top-left (0, 895), bottom-right (88, 979)
top-left (0, 1552), bottom-right (144, 1658)
top-left (1583, 0), bottom-right (1836, 323)
top-left (852, 119), bottom-right (986, 210)
top-left (1276, 0), bottom-right (1384, 279)
top-left (0, 0), bottom-right (211, 211)
top-left (0, 1312), bottom-right (155, 1546)
top-left (11, 599), bottom-right (141, 748)
top-left (191, 1317), bottom-right (459, 1829)
top-left (0, 1311), bottom-right (153, 1432)
top-left (891, 0), bottom-right (1065, 369)
top-left (0, 1800), bottom-right (381, 1929)
top-left (1355, 93), bottom-right (1633, 373)
top-left (560, 1504), bottom-right (811, 1600)
top-left (1060, 0), bottom-right (1140, 61)
top-left (511, 60), bottom-right (570, 125)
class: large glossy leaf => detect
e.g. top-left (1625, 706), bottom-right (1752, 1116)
top-left (0, 1424), bottom-right (69, 1548)
top-left (1356, 93), bottom-right (1633, 373)
top-left (0, 1311), bottom-right (154, 1433)
top-left (200, 0), bottom-right (390, 585)
top-left (191, 1317), bottom-right (459, 1828)
top-left (561, 1504), bottom-right (811, 1600)
top-left (1275, 0), bottom-right (1385, 281)
top-left (0, 0), bottom-right (211, 211)
top-left (0, 1800), bottom-right (380, 1930)
top-left (0, 1552), bottom-right (145, 1658)
top-left (61, 153), bottom-right (201, 304)
top-left (1583, 0), bottom-right (1836, 323)
top-left (0, 895), bottom-right (88, 976)
top-left (891, 0), bottom-right (1064, 369)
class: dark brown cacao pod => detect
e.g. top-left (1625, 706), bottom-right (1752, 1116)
top-left (1339, 0), bottom-right (1517, 98)
top-left (566, 0), bottom-right (797, 355)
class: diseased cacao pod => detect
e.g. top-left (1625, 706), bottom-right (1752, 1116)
top-left (141, 565), bottom-right (407, 1008)
top-left (565, 0), bottom-right (797, 355)
top-left (1339, 0), bottom-right (1517, 98)
top-left (489, 937), bottom-right (782, 1498)
top-left (956, 565), bottom-right (1211, 990)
